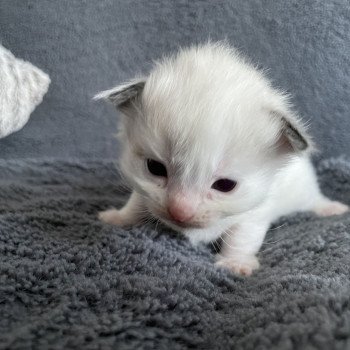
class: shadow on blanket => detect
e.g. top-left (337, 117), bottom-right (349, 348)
top-left (0, 158), bottom-right (349, 349)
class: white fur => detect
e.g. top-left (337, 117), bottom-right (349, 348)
top-left (97, 42), bottom-right (348, 275)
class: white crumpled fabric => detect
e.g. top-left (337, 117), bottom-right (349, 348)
top-left (0, 45), bottom-right (50, 138)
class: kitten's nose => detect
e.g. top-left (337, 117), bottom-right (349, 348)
top-left (168, 206), bottom-right (194, 223)
top-left (167, 195), bottom-right (196, 223)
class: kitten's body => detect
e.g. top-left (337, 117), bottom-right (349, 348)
top-left (97, 43), bottom-right (348, 275)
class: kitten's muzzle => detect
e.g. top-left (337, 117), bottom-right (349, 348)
top-left (167, 205), bottom-right (195, 223)
top-left (167, 193), bottom-right (198, 224)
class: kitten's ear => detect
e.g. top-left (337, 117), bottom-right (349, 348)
top-left (272, 111), bottom-right (314, 153)
top-left (94, 78), bottom-right (146, 112)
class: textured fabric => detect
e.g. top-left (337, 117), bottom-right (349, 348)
top-left (0, 45), bottom-right (50, 138)
top-left (0, 158), bottom-right (349, 349)
top-left (1, 0), bottom-right (350, 159)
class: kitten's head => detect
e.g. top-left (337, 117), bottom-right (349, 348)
top-left (95, 43), bottom-right (313, 231)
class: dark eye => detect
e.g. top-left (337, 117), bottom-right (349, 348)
top-left (147, 159), bottom-right (167, 177)
top-left (211, 179), bottom-right (237, 192)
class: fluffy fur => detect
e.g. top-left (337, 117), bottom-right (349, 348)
top-left (96, 42), bottom-right (348, 275)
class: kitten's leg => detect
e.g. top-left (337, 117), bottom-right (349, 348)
top-left (216, 222), bottom-right (269, 276)
top-left (184, 226), bottom-right (224, 246)
top-left (312, 195), bottom-right (349, 217)
top-left (99, 191), bottom-right (146, 226)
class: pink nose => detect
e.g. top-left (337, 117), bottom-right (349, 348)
top-left (167, 195), bottom-right (196, 223)
top-left (168, 206), bottom-right (194, 222)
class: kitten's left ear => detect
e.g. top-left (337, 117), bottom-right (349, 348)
top-left (94, 78), bottom-right (146, 112)
top-left (272, 111), bottom-right (314, 153)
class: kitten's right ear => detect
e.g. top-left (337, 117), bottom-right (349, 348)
top-left (272, 111), bottom-right (315, 154)
top-left (93, 78), bottom-right (146, 112)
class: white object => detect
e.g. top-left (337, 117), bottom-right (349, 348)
top-left (96, 42), bottom-right (349, 276)
top-left (0, 45), bottom-right (50, 138)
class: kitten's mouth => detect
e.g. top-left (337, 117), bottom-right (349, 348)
top-left (159, 215), bottom-right (208, 230)
top-left (148, 207), bottom-right (209, 230)
top-left (170, 219), bottom-right (204, 229)
top-left (148, 207), bottom-right (210, 231)
top-left (172, 221), bottom-right (207, 231)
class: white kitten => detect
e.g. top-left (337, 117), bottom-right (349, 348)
top-left (96, 42), bottom-right (348, 275)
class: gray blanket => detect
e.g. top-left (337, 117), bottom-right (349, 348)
top-left (0, 158), bottom-right (349, 350)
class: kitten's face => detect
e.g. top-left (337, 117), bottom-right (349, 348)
top-left (121, 134), bottom-right (279, 231)
top-left (119, 93), bottom-right (283, 232)
top-left (97, 43), bottom-right (310, 231)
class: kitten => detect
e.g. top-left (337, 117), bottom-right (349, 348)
top-left (95, 42), bottom-right (348, 276)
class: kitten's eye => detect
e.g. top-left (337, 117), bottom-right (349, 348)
top-left (211, 179), bottom-right (237, 192)
top-left (147, 159), bottom-right (167, 177)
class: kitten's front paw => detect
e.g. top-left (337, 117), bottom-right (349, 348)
top-left (313, 201), bottom-right (349, 217)
top-left (99, 209), bottom-right (125, 226)
top-left (215, 255), bottom-right (260, 276)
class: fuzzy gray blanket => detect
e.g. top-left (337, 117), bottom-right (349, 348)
top-left (0, 158), bottom-right (349, 350)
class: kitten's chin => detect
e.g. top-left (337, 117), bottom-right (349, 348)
top-left (167, 219), bottom-right (207, 230)
top-left (155, 215), bottom-right (213, 231)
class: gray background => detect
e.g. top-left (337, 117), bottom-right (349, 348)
top-left (1, 0), bottom-right (349, 160)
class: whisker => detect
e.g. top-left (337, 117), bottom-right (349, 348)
top-left (262, 237), bottom-right (285, 246)
top-left (155, 219), bottom-right (161, 231)
top-left (268, 223), bottom-right (287, 231)
top-left (211, 240), bottom-right (220, 254)
top-left (220, 229), bottom-right (258, 252)
top-left (220, 235), bottom-right (237, 250)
